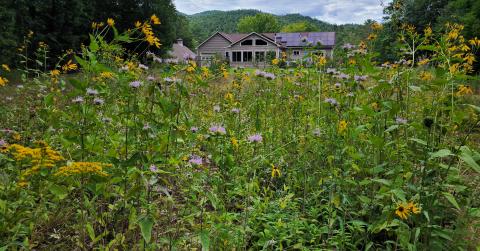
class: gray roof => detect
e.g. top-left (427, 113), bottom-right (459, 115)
top-left (274, 32), bottom-right (335, 47)
top-left (169, 43), bottom-right (196, 60)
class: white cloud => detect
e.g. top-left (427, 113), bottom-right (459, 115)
top-left (174, 0), bottom-right (392, 24)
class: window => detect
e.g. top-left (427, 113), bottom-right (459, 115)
top-left (225, 52), bottom-right (229, 58)
top-left (255, 51), bottom-right (265, 62)
top-left (243, 51), bottom-right (253, 62)
top-left (241, 39), bottom-right (253, 46)
top-left (255, 39), bottom-right (268, 46)
top-left (232, 51), bottom-right (241, 62)
top-left (293, 50), bottom-right (300, 56)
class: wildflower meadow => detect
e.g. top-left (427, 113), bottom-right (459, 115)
top-left (1, 15), bottom-right (480, 250)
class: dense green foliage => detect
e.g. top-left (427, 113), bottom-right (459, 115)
top-left (1, 18), bottom-right (480, 250)
top-left (376, 0), bottom-right (480, 69)
top-left (237, 13), bottom-right (281, 33)
top-left (0, 0), bottom-right (193, 67)
top-left (281, 21), bottom-right (320, 32)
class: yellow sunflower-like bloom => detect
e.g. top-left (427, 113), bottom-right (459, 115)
top-left (395, 203), bottom-right (410, 220)
top-left (338, 120), bottom-right (348, 134)
top-left (150, 14), bottom-right (161, 25)
top-left (107, 18), bottom-right (115, 27)
top-left (0, 76), bottom-right (8, 87)
top-left (271, 164), bottom-right (281, 178)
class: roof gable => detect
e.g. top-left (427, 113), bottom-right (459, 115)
top-left (196, 32), bottom-right (232, 49)
top-left (227, 32), bottom-right (279, 47)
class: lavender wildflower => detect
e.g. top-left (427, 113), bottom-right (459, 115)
top-left (231, 108), bottom-right (240, 114)
top-left (72, 96), bottom-right (84, 104)
top-left (86, 88), bottom-right (99, 96)
top-left (325, 98), bottom-right (339, 106)
top-left (93, 97), bottom-right (104, 105)
top-left (248, 134), bottom-right (263, 143)
top-left (129, 80), bottom-right (142, 88)
top-left (138, 64), bottom-right (149, 70)
top-left (189, 155), bottom-right (203, 165)
top-left (149, 164), bottom-right (158, 172)
top-left (190, 126), bottom-right (199, 133)
top-left (395, 117), bottom-right (408, 125)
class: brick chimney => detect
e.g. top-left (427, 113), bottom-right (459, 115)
top-left (176, 38), bottom-right (183, 46)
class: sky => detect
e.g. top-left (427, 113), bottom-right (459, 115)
top-left (174, 0), bottom-right (392, 24)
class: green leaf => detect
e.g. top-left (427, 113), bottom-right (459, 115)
top-left (138, 216), bottom-right (154, 243)
top-left (89, 34), bottom-right (99, 52)
top-left (86, 223), bottom-right (95, 241)
top-left (442, 192), bottom-right (460, 210)
top-left (385, 125), bottom-right (399, 133)
top-left (410, 138), bottom-right (427, 146)
top-left (459, 150), bottom-right (480, 173)
top-left (49, 184), bottom-right (68, 200)
top-left (372, 178), bottom-right (391, 186)
top-left (429, 149), bottom-right (452, 159)
top-left (200, 230), bottom-right (210, 251)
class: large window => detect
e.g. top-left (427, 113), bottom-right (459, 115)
top-left (255, 39), bottom-right (268, 46)
top-left (255, 51), bottom-right (265, 62)
top-left (232, 51), bottom-right (241, 62)
top-left (293, 50), bottom-right (300, 56)
top-left (241, 40), bottom-right (253, 46)
top-left (243, 51), bottom-right (253, 62)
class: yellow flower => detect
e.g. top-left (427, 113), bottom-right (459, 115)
top-left (407, 201), bottom-right (421, 214)
top-left (224, 92), bottom-right (234, 102)
top-left (2, 64), bottom-right (11, 72)
top-left (231, 137), bottom-right (239, 149)
top-left (371, 22), bottom-right (383, 31)
top-left (55, 162), bottom-right (111, 177)
top-left (395, 202), bottom-right (410, 220)
top-left (272, 58), bottom-right (279, 65)
top-left (222, 69), bottom-right (229, 78)
top-left (13, 133), bottom-right (21, 141)
top-left (469, 37), bottom-right (480, 47)
top-left (463, 53), bottom-right (476, 65)
top-left (50, 69), bottom-right (60, 77)
top-left (62, 60), bottom-right (78, 72)
top-left (317, 56), bottom-right (327, 67)
top-left (0, 76), bottom-right (8, 87)
top-left (420, 71), bottom-right (433, 81)
top-left (338, 120), bottom-right (348, 134)
top-left (424, 26), bottom-right (432, 37)
top-left (107, 18), bottom-right (115, 27)
top-left (100, 71), bottom-right (115, 79)
top-left (150, 14), bottom-right (161, 25)
top-left (349, 58), bottom-right (356, 65)
top-left (456, 85), bottom-right (473, 96)
top-left (449, 63), bottom-right (460, 74)
top-left (271, 164), bottom-right (281, 178)
top-left (135, 21), bottom-right (142, 28)
top-left (201, 66), bottom-right (210, 78)
top-left (367, 33), bottom-right (377, 41)
top-left (418, 58), bottom-right (430, 66)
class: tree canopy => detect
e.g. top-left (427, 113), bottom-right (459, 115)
top-left (281, 21), bottom-right (320, 32)
top-left (237, 13), bottom-right (281, 33)
top-left (0, 0), bottom-right (193, 66)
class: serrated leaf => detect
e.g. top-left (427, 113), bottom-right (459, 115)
top-left (49, 184), bottom-right (68, 200)
top-left (459, 150), bottom-right (480, 173)
top-left (442, 192), bottom-right (460, 210)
